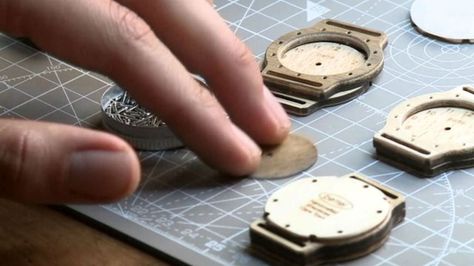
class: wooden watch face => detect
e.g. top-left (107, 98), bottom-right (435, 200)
top-left (265, 176), bottom-right (391, 240)
top-left (374, 85), bottom-right (474, 176)
top-left (280, 42), bottom-right (366, 76)
top-left (402, 107), bottom-right (474, 148)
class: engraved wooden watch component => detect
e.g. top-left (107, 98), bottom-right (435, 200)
top-left (261, 19), bottom-right (387, 116)
top-left (249, 173), bottom-right (405, 265)
top-left (272, 83), bottom-right (371, 116)
top-left (253, 134), bottom-right (318, 179)
top-left (374, 85), bottom-right (474, 177)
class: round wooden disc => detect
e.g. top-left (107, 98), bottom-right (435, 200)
top-left (280, 42), bottom-right (366, 76)
top-left (265, 176), bottom-right (391, 240)
top-left (411, 0), bottom-right (474, 43)
top-left (253, 134), bottom-right (317, 179)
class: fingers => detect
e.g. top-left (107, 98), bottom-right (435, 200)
top-left (0, 119), bottom-right (140, 203)
top-left (116, 0), bottom-right (291, 145)
top-left (0, 0), bottom-right (260, 175)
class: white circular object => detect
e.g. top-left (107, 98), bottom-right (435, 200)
top-left (411, 0), bottom-right (474, 42)
top-left (265, 176), bottom-right (391, 240)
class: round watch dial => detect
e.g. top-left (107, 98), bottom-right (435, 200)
top-left (280, 42), bottom-right (366, 76)
top-left (265, 176), bottom-right (391, 240)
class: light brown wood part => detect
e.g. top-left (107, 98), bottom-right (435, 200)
top-left (262, 19), bottom-right (387, 116)
top-left (374, 85), bottom-right (474, 177)
top-left (272, 83), bottom-right (370, 116)
top-left (280, 42), bottom-right (367, 76)
top-left (249, 173), bottom-right (405, 265)
top-left (253, 134), bottom-right (317, 179)
top-left (0, 199), bottom-right (167, 266)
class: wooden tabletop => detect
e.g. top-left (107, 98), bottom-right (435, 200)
top-left (0, 199), bottom-right (168, 266)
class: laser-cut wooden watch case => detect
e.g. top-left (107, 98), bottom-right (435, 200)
top-left (262, 19), bottom-right (387, 116)
top-left (249, 173), bottom-right (405, 265)
top-left (374, 85), bottom-right (474, 177)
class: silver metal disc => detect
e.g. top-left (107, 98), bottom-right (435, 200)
top-left (101, 86), bottom-right (183, 151)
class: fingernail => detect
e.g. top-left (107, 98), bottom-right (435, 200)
top-left (263, 86), bottom-right (291, 132)
top-left (68, 151), bottom-right (137, 201)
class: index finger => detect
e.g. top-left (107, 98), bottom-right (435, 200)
top-left (0, 0), bottom-right (261, 175)
top-left (116, 0), bottom-right (291, 145)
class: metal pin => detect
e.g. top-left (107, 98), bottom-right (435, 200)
top-left (105, 92), bottom-right (164, 128)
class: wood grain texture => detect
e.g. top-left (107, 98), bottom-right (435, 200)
top-left (280, 42), bottom-right (366, 76)
top-left (0, 199), bottom-right (167, 266)
top-left (262, 19), bottom-right (387, 100)
top-left (374, 85), bottom-right (474, 177)
top-left (262, 19), bottom-right (387, 116)
top-left (250, 173), bottom-right (406, 265)
top-left (253, 134), bottom-right (317, 179)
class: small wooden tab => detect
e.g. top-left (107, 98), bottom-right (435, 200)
top-left (250, 173), bottom-right (405, 265)
top-left (272, 83), bottom-right (370, 116)
top-left (253, 134), bottom-right (317, 179)
top-left (374, 85), bottom-right (474, 177)
top-left (262, 19), bottom-right (387, 116)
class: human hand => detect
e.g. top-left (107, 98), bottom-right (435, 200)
top-left (0, 0), bottom-right (290, 203)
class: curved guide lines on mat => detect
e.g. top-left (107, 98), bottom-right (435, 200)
top-left (2, 0), bottom-right (474, 265)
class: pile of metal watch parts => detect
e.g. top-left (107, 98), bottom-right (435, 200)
top-left (101, 86), bottom-right (183, 150)
top-left (261, 19), bottom-right (388, 116)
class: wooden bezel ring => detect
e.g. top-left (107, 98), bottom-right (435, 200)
top-left (262, 19), bottom-right (387, 102)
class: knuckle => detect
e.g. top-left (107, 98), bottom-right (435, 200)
top-left (0, 127), bottom-right (34, 197)
top-left (0, 125), bottom-right (57, 201)
top-left (228, 37), bottom-right (256, 68)
top-left (108, 2), bottom-right (154, 46)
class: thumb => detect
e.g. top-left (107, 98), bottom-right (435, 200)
top-left (0, 119), bottom-right (140, 203)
